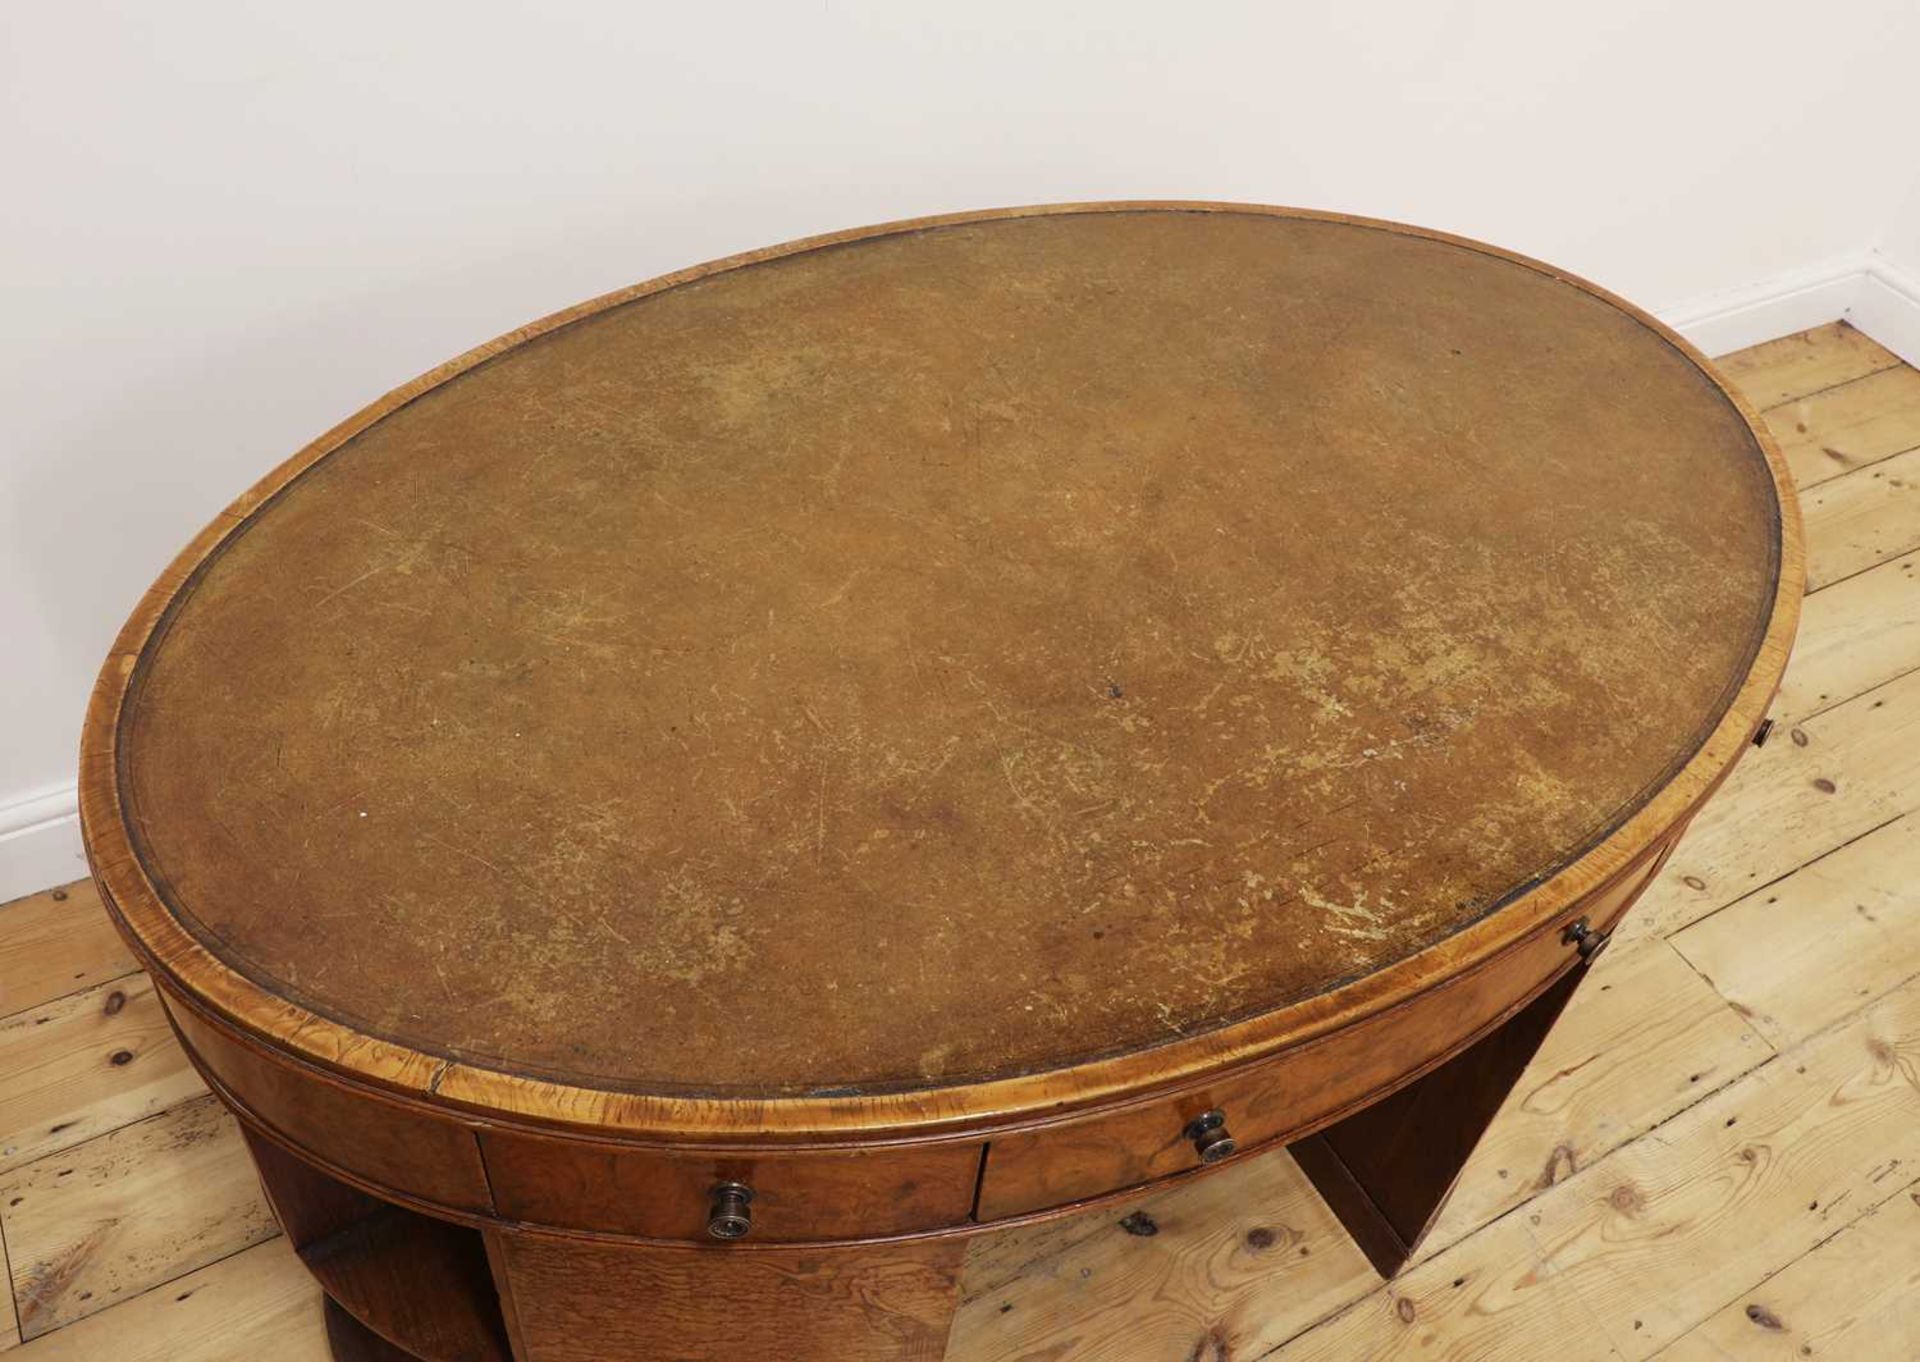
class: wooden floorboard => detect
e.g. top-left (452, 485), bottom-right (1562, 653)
top-left (2, 321), bottom-right (1918, 1359)
top-left (0, 883), bottom-right (136, 1025)
top-left (1618, 662), bottom-right (1920, 945)
top-left (1802, 444), bottom-right (1920, 590)
top-left (1760, 361), bottom-right (1920, 492)
top-left (1412, 939), bottom-right (1770, 1258)
top-left (950, 1150), bottom-right (1376, 1361)
top-left (0, 974), bottom-right (205, 1180)
top-left (1523, 976), bottom-right (1920, 1360)
top-left (1771, 546), bottom-right (1920, 724)
top-left (1655, 1182), bottom-right (1920, 1360)
top-left (1712, 321), bottom-right (1903, 408)
top-left (1672, 813), bottom-right (1920, 1050)
top-left (0, 1095), bottom-right (275, 1340)
top-left (2, 1239), bottom-right (326, 1362)
top-left (1274, 977), bottom-right (1920, 1362)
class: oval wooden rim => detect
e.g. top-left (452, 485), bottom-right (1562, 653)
top-left (80, 200), bottom-right (1804, 1141)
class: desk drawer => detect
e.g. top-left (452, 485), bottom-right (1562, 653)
top-left (479, 1126), bottom-right (983, 1243)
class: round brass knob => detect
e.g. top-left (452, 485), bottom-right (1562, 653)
top-left (1184, 1109), bottom-right (1237, 1163)
top-left (707, 1181), bottom-right (754, 1239)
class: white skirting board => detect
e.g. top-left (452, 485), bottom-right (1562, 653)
top-left (1848, 254), bottom-right (1920, 370)
top-left (0, 785), bottom-right (88, 906)
top-left (1659, 249), bottom-right (1920, 367)
top-left (5, 251), bottom-right (1920, 907)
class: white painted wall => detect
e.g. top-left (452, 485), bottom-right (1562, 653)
top-left (1854, 180), bottom-right (1920, 366)
top-left (5, 0), bottom-right (1920, 897)
top-left (1883, 179), bottom-right (1920, 271)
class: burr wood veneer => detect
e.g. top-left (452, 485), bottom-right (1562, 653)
top-left (80, 203), bottom-right (1800, 1360)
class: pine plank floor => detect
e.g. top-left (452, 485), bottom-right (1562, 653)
top-left (2, 322), bottom-right (1917, 1359)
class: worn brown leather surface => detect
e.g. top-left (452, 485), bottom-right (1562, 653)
top-left (119, 209), bottom-right (1779, 1096)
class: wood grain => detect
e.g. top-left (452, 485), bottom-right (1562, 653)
top-left (0, 1095), bottom-right (274, 1339)
top-left (1673, 812), bottom-right (1920, 1048)
top-left (1762, 361), bottom-right (1920, 491)
top-left (1715, 321), bottom-right (1902, 408)
top-left (1771, 547), bottom-right (1920, 723)
top-left (949, 923), bottom-right (1797, 1360)
top-left (241, 1127), bottom-right (382, 1251)
top-left (1521, 975), bottom-right (1920, 1359)
top-left (1279, 975), bottom-right (1920, 1360)
top-left (163, 994), bottom-right (493, 1214)
top-left (1656, 1181), bottom-right (1920, 1360)
top-left (1292, 966), bottom-right (1585, 1276)
top-left (0, 1238), bottom-right (326, 1362)
top-left (1418, 938), bottom-right (1769, 1257)
top-left (0, 882), bottom-right (136, 1023)
top-left (1622, 663), bottom-right (1920, 943)
top-left (300, 1208), bottom-right (508, 1362)
top-left (322, 1298), bottom-right (420, 1362)
top-left (479, 1124), bottom-right (982, 1241)
top-left (1272, 1208), bottom-right (1616, 1362)
top-left (0, 974), bottom-right (203, 1178)
top-left (489, 1231), bottom-right (966, 1361)
top-left (950, 1149), bottom-right (1374, 1362)
top-left (1803, 444), bottom-right (1920, 589)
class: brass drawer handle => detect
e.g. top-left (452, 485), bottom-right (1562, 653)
top-left (1184, 1109), bottom-right (1237, 1163)
top-left (707, 1181), bottom-right (755, 1239)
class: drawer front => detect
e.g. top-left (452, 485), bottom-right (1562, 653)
top-left (485, 1228), bottom-right (966, 1362)
top-left (977, 843), bottom-right (1668, 1220)
top-left (163, 993), bottom-right (494, 1213)
top-left (480, 1126), bottom-right (984, 1242)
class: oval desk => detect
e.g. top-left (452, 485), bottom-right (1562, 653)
top-left (80, 203), bottom-right (1801, 1361)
